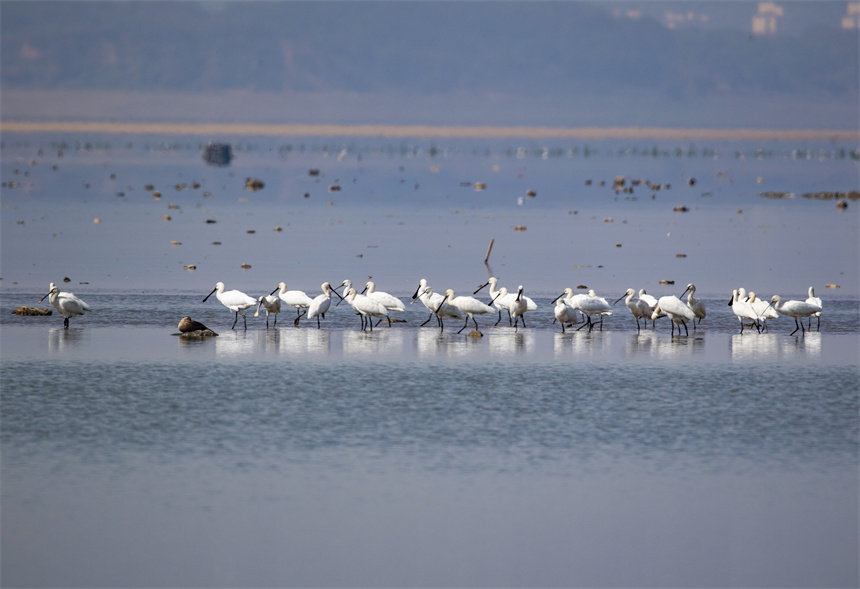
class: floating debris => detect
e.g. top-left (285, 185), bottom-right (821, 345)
top-left (585, 179), bottom-right (592, 185)
top-left (240, 263), bottom-right (252, 269)
top-left (274, 226), bottom-right (283, 232)
top-left (836, 199), bottom-right (848, 210)
top-left (152, 191), bottom-right (161, 199)
top-left (688, 178), bottom-right (696, 186)
top-left (93, 218), bottom-right (101, 223)
top-left (514, 225), bottom-right (527, 231)
top-left (659, 279), bottom-right (675, 285)
top-left (170, 241), bottom-right (181, 246)
top-left (604, 218), bottom-right (614, 223)
top-left (826, 284), bottom-right (840, 289)
top-left (328, 185), bottom-right (341, 192)
top-left (244, 178), bottom-right (265, 192)
top-left (615, 243), bottom-right (622, 248)
top-left (246, 230), bottom-right (256, 234)
top-left (63, 277), bottom-right (71, 282)
top-left (758, 191), bottom-right (795, 199)
top-left (673, 206), bottom-right (689, 212)
top-left (212, 242), bottom-right (222, 245)
top-left (202, 142), bottom-right (232, 167)
top-left (183, 265), bottom-right (197, 270)
top-left (167, 204), bottom-right (180, 210)
top-left (145, 184), bottom-right (154, 191)
top-left (803, 191), bottom-right (860, 200)
top-left (676, 253), bottom-right (687, 258)
top-left (474, 182), bottom-right (486, 191)
top-left (205, 219), bottom-right (217, 224)
top-left (309, 169), bottom-right (320, 176)
top-left (163, 215), bottom-right (171, 221)
top-left (526, 190), bottom-right (537, 198)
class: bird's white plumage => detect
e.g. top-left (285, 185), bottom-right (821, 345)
top-left (40, 282), bottom-right (91, 328)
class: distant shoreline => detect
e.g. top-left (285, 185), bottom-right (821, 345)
top-left (2, 121), bottom-right (857, 141)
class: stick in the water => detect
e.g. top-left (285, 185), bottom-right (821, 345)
top-left (484, 238), bottom-right (494, 263)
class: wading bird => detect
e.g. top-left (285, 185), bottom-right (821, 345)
top-left (254, 294), bottom-right (281, 328)
top-left (306, 282), bottom-right (341, 328)
top-left (614, 288), bottom-right (652, 331)
top-left (203, 282), bottom-right (256, 330)
top-left (652, 295), bottom-right (697, 336)
top-left (343, 287), bottom-right (389, 331)
top-left (680, 283), bottom-right (706, 326)
top-left (436, 289), bottom-right (495, 333)
top-left (769, 295), bottom-right (822, 336)
top-left (40, 282), bottom-right (91, 329)
top-left (271, 282), bottom-right (314, 326)
top-left (805, 286), bottom-right (822, 330)
top-left (552, 298), bottom-right (579, 332)
top-left (728, 289), bottom-right (761, 334)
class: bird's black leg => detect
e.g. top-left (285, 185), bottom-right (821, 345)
top-left (682, 321), bottom-right (689, 336)
top-left (64, 317), bottom-right (69, 329)
top-left (421, 313), bottom-right (433, 327)
top-left (457, 316), bottom-right (469, 334)
top-left (494, 309), bottom-right (503, 326)
top-left (232, 312), bottom-right (239, 330)
top-left (790, 318), bottom-right (800, 336)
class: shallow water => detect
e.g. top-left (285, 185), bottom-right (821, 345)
top-left (2, 132), bottom-right (859, 586)
top-left (2, 292), bottom-right (859, 586)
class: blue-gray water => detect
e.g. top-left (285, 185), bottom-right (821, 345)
top-left (1, 132), bottom-right (859, 586)
top-left (2, 291), bottom-right (859, 587)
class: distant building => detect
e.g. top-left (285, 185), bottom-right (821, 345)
top-left (752, 2), bottom-right (783, 35)
top-left (843, 2), bottom-right (860, 29)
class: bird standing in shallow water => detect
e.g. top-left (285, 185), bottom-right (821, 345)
top-left (614, 288), bottom-right (651, 331)
top-left (652, 295), bottom-right (696, 336)
top-left (552, 298), bottom-right (579, 332)
top-left (306, 282), bottom-right (342, 328)
top-left (271, 282), bottom-right (314, 326)
top-left (40, 282), bottom-right (91, 329)
top-left (680, 283), bottom-right (706, 327)
top-left (436, 289), bottom-right (495, 334)
top-left (254, 294), bottom-right (281, 328)
top-left (805, 286), bottom-right (822, 331)
top-left (203, 282), bottom-right (256, 330)
top-left (769, 295), bottom-right (822, 336)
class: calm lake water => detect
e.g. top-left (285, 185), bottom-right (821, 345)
top-left (1, 132), bottom-right (859, 587)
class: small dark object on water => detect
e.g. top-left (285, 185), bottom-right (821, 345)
top-left (673, 206), bottom-right (689, 212)
top-left (14, 306), bottom-right (52, 316)
top-left (202, 143), bottom-right (232, 167)
top-left (63, 277), bottom-right (71, 282)
top-left (245, 178), bottom-right (265, 191)
top-left (659, 279), bottom-right (675, 285)
top-left (309, 169), bottom-right (320, 176)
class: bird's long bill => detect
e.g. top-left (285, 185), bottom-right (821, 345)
top-left (203, 287), bottom-right (218, 303)
top-left (39, 292), bottom-right (50, 303)
top-left (434, 293), bottom-right (450, 314)
top-left (330, 287), bottom-right (344, 301)
top-left (411, 284), bottom-right (422, 299)
top-left (550, 293), bottom-right (565, 304)
top-left (360, 285), bottom-right (368, 294)
top-left (254, 300), bottom-right (263, 317)
top-left (727, 297), bottom-right (734, 306)
top-left (473, 282), bottom-right (489, 295)
top-left (612, 294), bottom-right (626, 305)
top-left (269, 286), bottom-right (279, 296)
top-left (680, 286), bottom-right (691, 298)
top-left (490, 292), bottom-right (502, 304)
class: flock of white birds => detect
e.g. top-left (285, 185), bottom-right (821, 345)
top-left (38, 279), bottom-right (825, 336)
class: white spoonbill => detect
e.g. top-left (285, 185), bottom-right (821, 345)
top-left (306, 282), bottom-right (342, 328)
top-left (271, 282), bottom-right (314, 326)
top-left (613, 288), bottom-right (652, 331)
top-left (362, 280), bottom-right (405, 326)
top-left (475, 277), bottom-right (536, 325)
top-left (728, 289), bottom-right (760, 334)
top-left (805, 286), bottom-right (822, 330)
top-left (747, 292), bottom-right (778, 331)
top-left (413, 282), bottom-right (461, 329)
top-left (651, 295), bottom-right (697, 336)
top-left (680, 283), bottom-right (706, 326)
top-left (769, 295), bottom-right (822, 336)
top-left (203, 282), bottom-right (256, 330)
top-left (343, 287), bottom-right (389, 331)
top-left (508, 285), bottom-right (529, 331)
top-left (638, 289), bottom-right (658, 312)
top-left (254, 294), bottom-right (281, 328)
top-left (552, 298), bottom-right (579, 333)
top-left (436, 289), bottom-right (495, 334)
top-left (571, 290), bottom-right (613, 331)
top-left (40, 282), bottom-right (91, 329)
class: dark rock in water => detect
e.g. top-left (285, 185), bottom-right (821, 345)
top-left (178, 316), bottom-right (214, 333)
top-left (202, 142), bottom-right (232, 167)
top-left (14, 306), bottom-right (52, 316)
top-left (468, 330), bottom-right (483, 338)
top-left (176, 329), bottom-right (219, 338)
